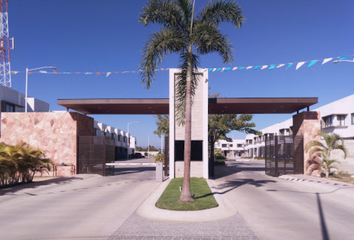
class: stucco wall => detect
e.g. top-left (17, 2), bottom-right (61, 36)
top-left (1, 112), bottom-right (94, 176)
top-left (175, 161), bottom-right (203, 178)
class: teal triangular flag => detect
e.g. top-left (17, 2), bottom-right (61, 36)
top-left (269, 65), bottom-right (276, 70)
top-left (239, 67), bottom-right (245, 70)
top-left (308, 60), bottom-right (318, 67)
top-left (225, 67), bottom-right (231, 71)
top-left (209, 68), bottom-right (213, 72)
top-left (286, 63), bottom-right (293, 70)
top-left (255, 66), bottom-right (260, 70)
top-left (339, 55), bottom-right (348, 60)
top-left (216, 68), bottom-right (221, 72)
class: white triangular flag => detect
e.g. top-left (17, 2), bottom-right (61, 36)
top-left (106, 72), bottom-right (111, 77)
top-left (276, 64), bottom-right (285, 68)
top-left (39, 70), bottom-right (47, 73)
top-left (261, 65), bottom-right (268, 70)
top-left (246, 66), bottom-right (253, 69)
top-left (322, 58), bottom-right (333, 65)
top-left (212, 68), bottom-right (217, 72)
top-left (221, 67), bottom-right (226, 72)
top-left (296, 62), bottom-right (305, 70)
top-left (232, 67), bottom-right (238, 70)
top-left (85, 72), bottom-right (93, 75)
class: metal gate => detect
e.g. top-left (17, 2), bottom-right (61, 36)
top-left (78, 136), bottom-right (115, 176)
top-left (265, 135), bottom-right (302, 177)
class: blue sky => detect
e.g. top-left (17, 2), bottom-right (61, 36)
top-left (7, 0), bottom-right (354, 147)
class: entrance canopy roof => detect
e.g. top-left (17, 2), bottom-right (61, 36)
top-left (58, 97), bottom-right (318, 115)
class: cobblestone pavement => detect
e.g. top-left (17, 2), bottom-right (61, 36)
top-left (108, 212), bottom-right (259, 240)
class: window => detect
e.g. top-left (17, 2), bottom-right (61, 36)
top-left (337, 115), bottom-right (345, 126)
top-left (5, 103), bottom-right (15, 112)
top-left (118, 135), bottom-right (121, 141)
top-left (94, 128), bottom-right (99, 136)
top-left (352, 113), bottom-right (354, 125)
top-left (111, 133), bottom-right (114, 138)
top-left (237, 144), bottom-right (242, 148)
top-left (221, 144), bottom-right (227, 147)
top-left (323, 116), bottom-right (333, 128)
top-left (229, 144), bottom-right (233, 147)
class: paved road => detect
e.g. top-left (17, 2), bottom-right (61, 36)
top-left (1, 159), bottom-right (353, 240)
top-left (0, 166), bottom-right (160, 240)
top-left (214, 160), bottom-right (354, 240)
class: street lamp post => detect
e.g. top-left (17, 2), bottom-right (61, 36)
top-left (25, 66), bottom-right (56, 113)
top-left (127, 121), bottom-right (138, 159)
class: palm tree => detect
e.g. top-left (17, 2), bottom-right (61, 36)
top-left (139, 0), bottom-right (244, 202)
top-left (305, 130), bottom-right (347, 178)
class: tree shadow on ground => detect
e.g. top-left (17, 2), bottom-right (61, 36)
top-left (106, 167), bottom-right (155, 177)
top-left (195, 178), bottom-right (276, 199)
top-left (0, 176), bottom-right (85, 196)
top-left (212, 161), bottom-right (266, 180)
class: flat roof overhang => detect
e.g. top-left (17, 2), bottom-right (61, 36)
top-left (58, 97), bottom-right (318, 115)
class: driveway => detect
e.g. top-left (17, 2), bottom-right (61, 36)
top-left (214, 159), bottom-right (354, 240)
top-left (0, 166), bottom-right (160, 240)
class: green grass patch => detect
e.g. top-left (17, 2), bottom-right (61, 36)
top-left (156, 177), bottom-right (219, 211)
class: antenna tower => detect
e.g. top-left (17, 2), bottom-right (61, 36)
top-left (0, 0), bottom-right (12, 88)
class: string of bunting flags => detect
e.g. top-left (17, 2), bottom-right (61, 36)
top-left (10, 54), bottom-right (352, 77)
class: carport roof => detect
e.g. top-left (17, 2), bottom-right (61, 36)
top-left (58, 97), bottom-right (318, 115)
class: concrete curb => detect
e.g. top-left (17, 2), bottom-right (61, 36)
top-left (137, 178), bottom-right (237, 222)
top-left (279, 174), bottom-right (354, 198)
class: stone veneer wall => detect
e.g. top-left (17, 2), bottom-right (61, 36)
top-left (0, 112), bottom-right (94, 176)
top-left (292, 111), bottom-right (320, 175)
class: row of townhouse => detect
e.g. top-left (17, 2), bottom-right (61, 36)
top-left (215, 94), bottom-right (354, 172)
top-left (94, 121), bottom-right (137, 159)
top-left (0, 84), bottom-right (137, 159)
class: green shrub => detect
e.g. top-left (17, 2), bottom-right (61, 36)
top-left (0, 142), bottom-right (53, 187)
top-left (214, 149), bottom-right (225, 159)
top-left (154, 153), bottom-right (165, 164)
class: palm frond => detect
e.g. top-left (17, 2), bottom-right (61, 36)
top-left (139, 0), bottom-right (186, 33)
top-left (175, 51), bottom-right (200, 125)
top-left (177, 0), bottom-right (192, 30)
top-left (140, 28), bottom-right (185, 89)
top-left (197, 0), bottom-right (245, 28)
top-left (305, 140), bottom-right (326, 152)
top-left (193, 22), bottom-right (233, 63)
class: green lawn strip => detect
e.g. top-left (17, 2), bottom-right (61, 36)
top-left (156, 177), bottom-right (219, 211)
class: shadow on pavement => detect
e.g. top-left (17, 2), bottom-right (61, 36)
top-left (110, 167), bottom-right (155, 176)
top-left (212, 161), bottom-right (265, 179)
top-left (195, 178), bottom-right (276, 200)
top-left (0, 176), bottom-right (85, 196)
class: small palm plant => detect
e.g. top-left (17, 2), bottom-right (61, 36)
top-left (17, 142), bottom-right (53, 182)
top-left (0, 143), bottom-right (20, 185)
top-left (305, 130), bottom-right (347, 178)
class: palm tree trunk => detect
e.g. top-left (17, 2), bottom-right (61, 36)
top-left (179, 52), bottom-right (194, 203)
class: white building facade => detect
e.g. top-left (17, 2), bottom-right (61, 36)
top-left (93, 121), bottom-right (137, 159)
top-left (215, 94), bottom-right (354, 172)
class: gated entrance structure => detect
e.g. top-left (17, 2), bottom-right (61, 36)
top-left (57, 68), bottom-right (319, 178)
